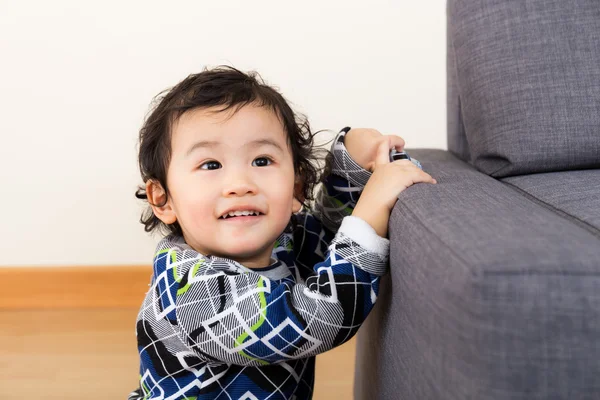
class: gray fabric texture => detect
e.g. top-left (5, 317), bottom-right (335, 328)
top-left (446, 0), bottom-right (470, 164)
top-left (354, 150), bottom-right (600, 400)
top-left (447, 0), bottom-right (600, 178)
top-left (502, 170), bottom-right (600, 238)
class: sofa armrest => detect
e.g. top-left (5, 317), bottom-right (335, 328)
top-left (354, 149), bottom-right (600, 400)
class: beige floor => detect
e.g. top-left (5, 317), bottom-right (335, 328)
top-left (0, 309), bottom-right (356, 399)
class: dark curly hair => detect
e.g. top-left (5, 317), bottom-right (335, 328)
top-left (135, 66), bottom-right (331, 238)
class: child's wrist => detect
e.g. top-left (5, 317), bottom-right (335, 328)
top-left (352, 199), bottom-right (391, 238)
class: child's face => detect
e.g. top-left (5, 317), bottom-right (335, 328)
top-left (151, 104), bottom-right (301, 269)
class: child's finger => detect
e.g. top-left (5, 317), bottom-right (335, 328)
top-left (408, 169), bottom-right (437, 184)
top-left (420, 171), bottom-right (437, 184)
top-left (374, 137), bottom-right (392, 167)
top-left (385, 135), bottom-right (406, 152)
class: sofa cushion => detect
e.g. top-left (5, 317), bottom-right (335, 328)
top-left (355, 149), bottom-right (600, 399)
top-left (447, 0), bottom-right (600, 178)
top-left (502, 170), bottom-right (600, 236)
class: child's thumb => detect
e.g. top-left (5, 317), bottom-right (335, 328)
top-left (373, 137), bottom-right (391, 168)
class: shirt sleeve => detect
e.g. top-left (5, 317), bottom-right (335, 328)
top-left (311, 127), bottom-right (374, 235)
top-left (293, 126), bottom-right (386, 280)
top-left (152, 215), bottom-right (389, 367)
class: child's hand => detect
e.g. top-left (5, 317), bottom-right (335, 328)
top-left (352, 137), bottom-right (437, 237)
top-left (367, 137), bottom-right (437, 210)
top-left (344, 128), bottom-right (405, 172)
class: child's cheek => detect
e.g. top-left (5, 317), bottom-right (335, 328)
top-left (182, 190), bottom-right (215, 228)
top-left (273, 178), bottom-right (296, 214)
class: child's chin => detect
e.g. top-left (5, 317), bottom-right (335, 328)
top-left (222, 244), bottom-right (271, 261)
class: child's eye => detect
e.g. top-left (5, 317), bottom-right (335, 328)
top-left (199, 160), bottom-right (222, 170)
top-left (252, 157), bottom-right (273, 167)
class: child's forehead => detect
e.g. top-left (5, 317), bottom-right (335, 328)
top-left (171, 105), bottom-right (290, 154)
top-left (176, 105), bottom-right (284, 134)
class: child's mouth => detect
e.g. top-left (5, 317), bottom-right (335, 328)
top-left (219, 211), bottom-right (264, 222)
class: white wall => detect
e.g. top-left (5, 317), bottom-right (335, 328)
top-left (0, 0), bottom-right (447, 267)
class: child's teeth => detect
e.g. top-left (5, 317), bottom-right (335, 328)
top-left (225, 210), bottom-right (258, 218)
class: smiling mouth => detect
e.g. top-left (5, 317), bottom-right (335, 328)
top-left (219, 214), bottom-right (264, 224)
top-left (219, 211), bottom-right (264, 220)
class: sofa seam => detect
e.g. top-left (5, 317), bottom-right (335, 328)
top-left (448, 3), bottom-right (472, 165)
top-left (501, 180), bottom-right (600, 240)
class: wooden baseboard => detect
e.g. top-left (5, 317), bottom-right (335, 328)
top-left (0, 266), bottom-right (152, 309)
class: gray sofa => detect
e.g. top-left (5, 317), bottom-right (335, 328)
top-left (353, 1), bottom-right (600, 399)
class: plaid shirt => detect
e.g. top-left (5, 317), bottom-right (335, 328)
top-left (129, 127), bottom-right (390, 400)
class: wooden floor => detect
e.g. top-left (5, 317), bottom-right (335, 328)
top-left (0, 309), bottom-right (356, 399)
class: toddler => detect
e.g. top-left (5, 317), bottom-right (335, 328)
top-left (129, 66), bottom-right (436, 400)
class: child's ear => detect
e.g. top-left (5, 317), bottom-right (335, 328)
top-left (146, 180), bottom-right (177, 224)
top-left (292, 178), bottom-right (304, 213)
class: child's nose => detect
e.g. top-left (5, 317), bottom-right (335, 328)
top-left (222, 173), bottom-right (259, 197)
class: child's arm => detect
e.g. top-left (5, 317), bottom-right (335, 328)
top-left (313, 127), bottom-right (433, 238)
top-left (294, 127), bottom-right (389, 275)
top-left (293, 127), bottom-right (383, 277)
top-left (310, 127), bottom-right (370, 236)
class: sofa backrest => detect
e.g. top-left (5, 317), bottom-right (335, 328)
top-left (447, 0), bottom-right (600, 178)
